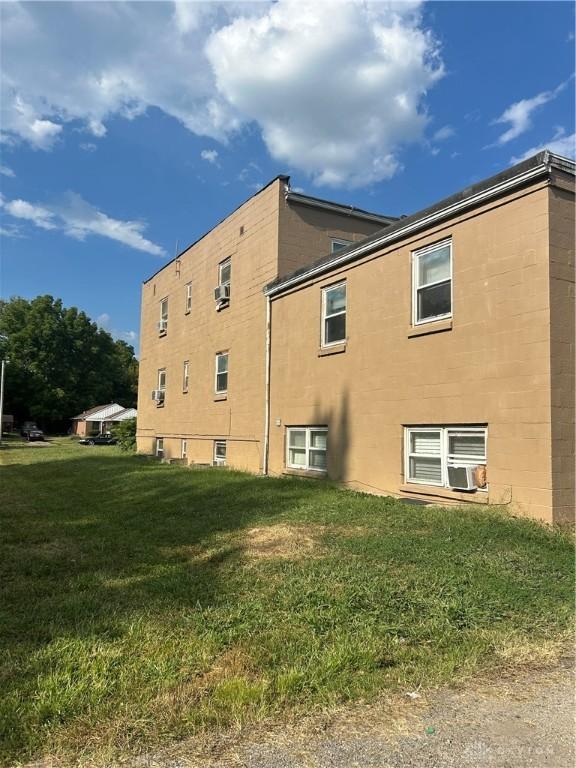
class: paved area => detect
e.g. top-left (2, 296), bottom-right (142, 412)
top-left (141, 660), bottom-right (574, 768)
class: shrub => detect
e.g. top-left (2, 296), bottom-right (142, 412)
top-left (113, 417), bottom-right (136, 452)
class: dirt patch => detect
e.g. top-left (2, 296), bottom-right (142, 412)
top-left (243, 524), bottom-right (326, 560)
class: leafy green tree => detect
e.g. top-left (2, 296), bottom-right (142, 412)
top-left (0, 296), bottom-right (139, 431)
top-left (112, 417), bottom-right (137, 452)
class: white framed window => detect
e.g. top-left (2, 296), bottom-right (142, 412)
top-left (404, 426), bottom-right (487, 488)
top-left (181, 439), bottom-right (187, 459)
top-left (321, 282), bottom-right (347, 347)
top-left (159, 297), bottom-right (169, 333)
top-left (156, 437), bottom-right (164, 458)
top-left (215, 352), bottom-right (228, 394)
top-left (157, 368), bottom-right (166, 391)
top-left (183, 360), bottom-right (189, 393)
top-left (213, 440), bottom-right (227, 466)
top-left (218, 258), bottom-right (231, 289)
top-left (331, 238), bottom-right (352, 253)
top-left (412, 239), bottom-right (452, 325)
top-left (185, 282), bottom-right (192, 313)
top-left (286, 427), bottom-right (328, 472)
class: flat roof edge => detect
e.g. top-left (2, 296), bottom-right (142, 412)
top-left (265, 152), bottom-right (574, 298)
top-left (285, 191), bottom-right (398, 225)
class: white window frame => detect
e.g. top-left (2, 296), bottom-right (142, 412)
top-left (331, 238), bottom-right (352, 253)
top-left (213, 440), bottom-right (227, 466)
top-left (215, 352), bottom-right (228, 394)
top-left (218, 258), bottom-right (231, 289)
top-left (183, 360), bottom-right (189, 393)
top-left (185, 282), bottom-right (192, 314)
top-left (412, 239), bottom-right (452, 326)
top-left (160, 297), bottom-right (168, 321)
top-left (321, 281), bottom-right (347, 348)
top-left (404, 425), bottom-right (487, 489)
top-left (156, 437), bottom-right (164, 458)
top-left (157, 368), bottom-right (166, 392)
top-left (181, 439), bottom-right (187, 459)
top-left (286, 426), bottom-right (328, 472)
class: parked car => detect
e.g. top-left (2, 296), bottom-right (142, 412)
top-left (21, 422), bottom-right (44, 441)
top-left (26, 428), bottom-right (45, 442)
top-left (79, 434), bottom-right (118, 446)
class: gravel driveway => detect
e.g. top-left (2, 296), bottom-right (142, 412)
top-left (140, 660), bottom-right (574, 768)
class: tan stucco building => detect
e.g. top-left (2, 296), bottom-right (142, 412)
top-left (137, 152), bottom-right (575, 524)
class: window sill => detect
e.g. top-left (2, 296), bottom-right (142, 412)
top-left (407, 318), bottom-right (452, 338)
top-left (318, 342), bottom-right (347, 357)
top-left (214, 393), bottom-right (228, 401)
top-left (182, 390), bottom-right (188, 395)
top-left (399, 483), bottom-right (488, 504)
top-left (156, 402), bottom-right (165, 408)
top-left (216, 301), bottom-right (230, 312)
top-left (158, 330), bottom-right (167, 338)
top-left (184, 310), bottom-right (191, 316)
top-left (283, 467), bottom-right (328, 479)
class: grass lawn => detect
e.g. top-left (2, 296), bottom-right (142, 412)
top-left (1, 438), bottom-right (573, 765)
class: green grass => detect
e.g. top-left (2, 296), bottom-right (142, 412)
top-left (0, 438), bottom-right (573, 765)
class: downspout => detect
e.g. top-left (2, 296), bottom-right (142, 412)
top-left (263, 294), bottom-right (271, 475)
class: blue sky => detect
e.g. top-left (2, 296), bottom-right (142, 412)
top-left (1, 1), bottom-right (574, 350)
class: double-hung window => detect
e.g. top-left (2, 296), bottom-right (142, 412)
top-left (405, 426), bottom-right (487, 488)
top-left (219, 258), bottom-right (231, 292)
top-left (155, 437), bottom-right (164, 458)
top-left (185, 282), bottom-right (192, 314)
top-left (156, 368), bottom-right (166, 406)
top-left (286, 427), bottom-right (328, 472)
top-left (181, 439), bottom-right (187, 459)
top-left (183, 361), bottom-right (189, 393)
top-left (412, 240), bottom-right (452, 325)
top-left (159, 297), bottom-right (168, 334)
top-left (322, 282), bottom-right (347, 346)
top-left (215, 352), bottom-right (228, 394)
top-left (213, 440), bottom-right (227, 466)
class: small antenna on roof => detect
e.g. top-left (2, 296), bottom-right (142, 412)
top-left (174, 239), bottom-right (181, 276)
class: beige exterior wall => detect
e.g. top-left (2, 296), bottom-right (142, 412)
top-left (137, 179), bottom-right (389, 470)
top-left (268, 176), bottom-right (575, 523)
top-left (549, 174), bottom-right (575, 524)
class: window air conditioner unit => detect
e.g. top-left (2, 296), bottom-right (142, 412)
top-left (214, 284), bottom-right (230, 303)
top-left (447, 465), bottom-right (477, 491)
top-left (157, 319), bottom-right (168, 333)
top-left (151, 390), bottom-right (165, 402)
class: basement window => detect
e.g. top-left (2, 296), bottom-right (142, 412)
top-left (286, 427), bottom-right (327, 472)
top-left (156, 437), bottom-right (164, 458)
top-left (213, 440), bottom-right (227, 466)
top-left (404, 426), bottom-right (487, 489)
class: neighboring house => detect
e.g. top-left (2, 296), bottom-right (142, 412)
top-left (71, 404), bottom-right (137, 436)
top-left (137, 152), bottom-right (575, 525)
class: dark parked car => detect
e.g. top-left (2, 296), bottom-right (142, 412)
top-left (21, 422), bottom-right (44, 441)
top-left (79, 434), bottom-right (118, 446)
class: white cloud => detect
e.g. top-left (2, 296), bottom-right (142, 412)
top-left (200, 148), bottom-right (219, 165)
top-left (1, 192), bottom-right (166, 255)
top-left (492, 79), bottom-right (570, 145)
top-left (0, 164), bottom-right (15, 177)
top-left (0, 224), bottom-right (25, 238)
top-left (4, 199), bottom-right (57, 229)
top-left (96, 312), bottom-right (111, 328)
top-left (207, 1), bottom-right (443, 186)
top-left (0, 1), bottom-right (444, 188)
top-left (79, 142), bottom-right (97, 152)
top-left (432, 125), bottom-right (454, 142)
top-left (511, 128), bottom-right (576, 163)
top-left (121, 330), bottom-right (138, 343)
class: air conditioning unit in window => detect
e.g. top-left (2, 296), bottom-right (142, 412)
top-left (447, 465), bottom-right (477, 491)
top-left (151, 390), bottom-right (165, 403)
top-left (214, 284), bottom-right (230, 303)
top-left (157, 319), bottom-right (168, 333)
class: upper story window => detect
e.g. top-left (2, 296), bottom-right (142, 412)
top-left (331, 238), bottom-right (352, 254)
top-left (183, 360), bottom-right (189, 393)
top-left (322, 282), bottom-right (347, 347)
top-left (286, 426), bottom-right (328, 472)
top-left (215, 258), bottom-right (231, 307)
top-left (185, 283), bottom-right (192, 314)
top-left (158, 297), bottom-right (168, 335)
top-left (158, 368), bottom-right (166, 391)
top-left (405, 426), bottom-right (487, 490)
top-left (215, 351), bottom-right (229, 394)
top-left (412, 240), bottom-right (452, 325)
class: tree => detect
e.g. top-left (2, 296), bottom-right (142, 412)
top-left (0, 296), bottom-right (139, 431)
top-left (112, 417), bottom-right (137, 452)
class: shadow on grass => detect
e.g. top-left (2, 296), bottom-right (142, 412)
top-left (1, 452), bottom-right (330, 653)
